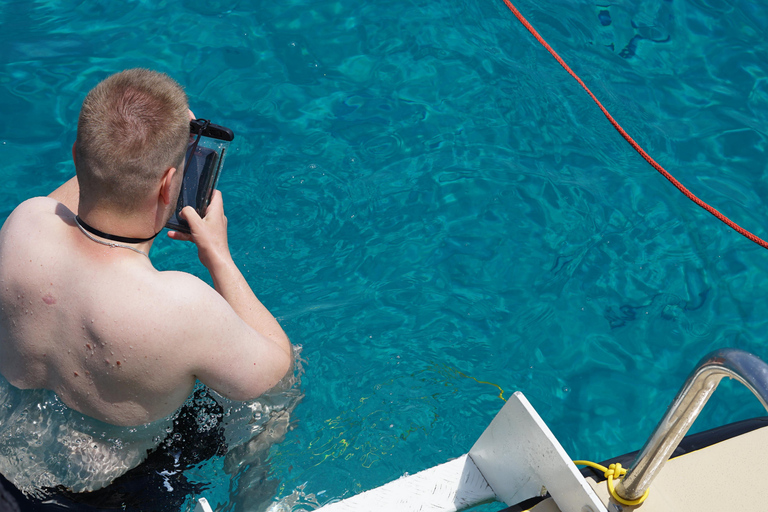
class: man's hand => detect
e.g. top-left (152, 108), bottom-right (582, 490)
top-left (167, 190), bottom-right (232, 272)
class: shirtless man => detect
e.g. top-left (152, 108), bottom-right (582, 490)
top-left (0, 69), bottom-right (292, 429)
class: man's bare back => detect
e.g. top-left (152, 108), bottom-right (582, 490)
top-left (0, 194), bottom-right (291, 426)
top-left (0, 70), bottom-right (292, 505)
top-left (0, 72), bottom-right (293, 431)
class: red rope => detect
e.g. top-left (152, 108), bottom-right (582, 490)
top-left (502, 0), bottom-right (768, 250)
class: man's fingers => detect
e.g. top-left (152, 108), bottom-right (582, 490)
top-left (206, 190), bottom-right (224, 213)
top-left (180, 205), bottom-right (202, 230)
top-left (167, 230), bottom-right (192, 242)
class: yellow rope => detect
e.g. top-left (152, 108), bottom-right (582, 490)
top-left (451, 367), bottom-right (507, 401)
top-left (573, 460), bottom-right (650, 507)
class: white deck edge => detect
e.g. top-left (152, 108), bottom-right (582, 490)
top-left (468, 391), bottom-right (607, 512)
top-left (315, 454), bottom-right (495, 512)
top-left (195, 497), bottom-right (213, 512)
top-left (211, 391), bottom-right (607, 512)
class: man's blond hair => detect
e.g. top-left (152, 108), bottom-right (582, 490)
top-left (75, 69), bottom-right (189, 213)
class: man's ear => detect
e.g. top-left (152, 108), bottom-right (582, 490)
top-left (159, 167), bottom-right (178, 206)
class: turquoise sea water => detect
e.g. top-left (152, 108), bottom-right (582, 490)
top-left (2, 0), bottom-right (768, 510)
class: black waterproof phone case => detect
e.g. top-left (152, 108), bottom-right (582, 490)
top-left (165, 119), bottom-right (235, 233)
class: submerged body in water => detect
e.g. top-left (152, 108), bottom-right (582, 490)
top-left (0, 350), bottom-right (302, 510)
top-left (0, 373), bottom-right (169, 494)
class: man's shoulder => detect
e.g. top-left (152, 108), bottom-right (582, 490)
top-left (149, 270), bottom-right (230, 318)
top-left (11, 196), bottom-right (60, 215)
top-left (154, 269), bottom-right (213, 294)
top-left (133, 270), bottom-right (245, 366)
top-left (3, 196), bottom-right (65, 231)
top-left (0, 197), bottom-right (64, 254)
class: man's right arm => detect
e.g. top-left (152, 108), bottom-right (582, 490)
top-left (168, 190), bottom-right (292, 397)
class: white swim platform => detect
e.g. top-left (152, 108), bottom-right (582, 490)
top-left (313, 391), bottom-right (605, 512)
top-left (197, 348), bottom-right (768, 512)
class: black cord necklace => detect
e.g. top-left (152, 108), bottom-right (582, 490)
top-left (75, 216), bottom-right (159, 244)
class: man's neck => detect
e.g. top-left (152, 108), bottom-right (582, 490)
top-left (75, 207), bottom-right (162, 255)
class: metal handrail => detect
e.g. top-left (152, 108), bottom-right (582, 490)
top-left (615, 348), bottom-right (768, 501)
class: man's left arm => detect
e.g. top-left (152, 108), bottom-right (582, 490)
top-left (48, 176), bottom-right (79, 213)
